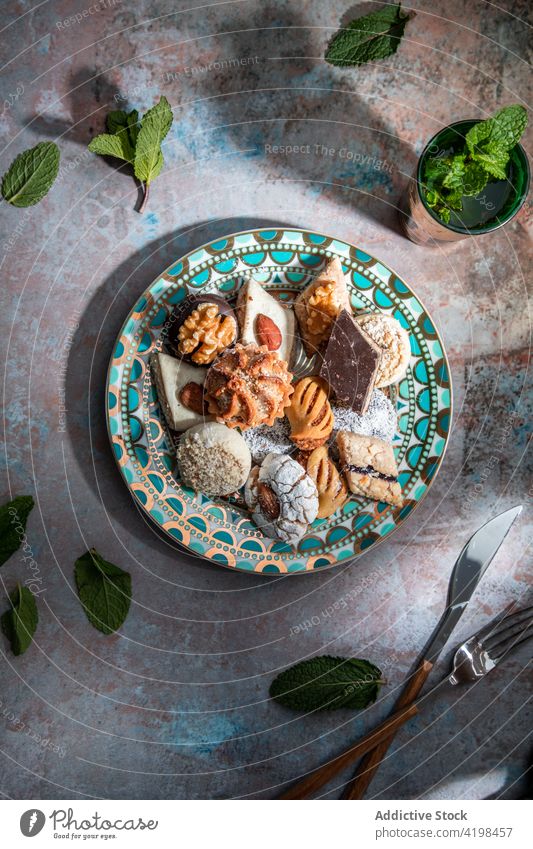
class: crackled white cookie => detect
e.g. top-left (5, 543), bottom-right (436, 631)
top-left (244, 453), bottom-right (318, 546)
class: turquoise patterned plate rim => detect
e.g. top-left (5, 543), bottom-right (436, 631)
top-left (106, 228), bottom-right (452, 575)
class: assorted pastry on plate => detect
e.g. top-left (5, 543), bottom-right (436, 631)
top-left (151, 257), bottom-right (411, 547)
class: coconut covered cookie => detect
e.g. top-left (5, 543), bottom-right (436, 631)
top-left (244, 453), bottom-right (318, 546)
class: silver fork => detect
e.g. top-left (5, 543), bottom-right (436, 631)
top-left (447, 603), bottom-right (533, 685)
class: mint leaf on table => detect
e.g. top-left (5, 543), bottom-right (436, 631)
top-left (0, 495), bottom-right (34, 568)
top-left (325, 3), bottom-right (412, 68)
top-left (1, 585), bottom-right (38, 656)
top-left (270, 656), bottom-right (383, 712)
top-left (134, 95), bottom-right (173, 211)
top-left (1, 141), bottom-right (60, 207)
top-left (106, 108), bottom-right (140, 150)
top-left (74, 548), bottom-right (131, 635)
top-left (88, 96), bottom-right (172, 213)
top-left (88, 132), bottom-right (136, 164)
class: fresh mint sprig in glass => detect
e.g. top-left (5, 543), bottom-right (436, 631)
top-left (421, 105), bottom-right (528, 224)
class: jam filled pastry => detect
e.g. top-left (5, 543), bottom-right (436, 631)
top-left (286, 375), bottom-right (334, 451)
top-left (205, 343), bottom-right (293, 430)
top-left (336, 431), bottom-right (403, 507)
top-left (294, 256), bottom-right (351, 357)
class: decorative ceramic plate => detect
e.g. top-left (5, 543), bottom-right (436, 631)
top-left (106, 228), bottom-right (451, 575)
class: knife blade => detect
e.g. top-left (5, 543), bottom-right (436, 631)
top-left (424, 505), bottom-right (523, 663)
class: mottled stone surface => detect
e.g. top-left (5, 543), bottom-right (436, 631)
top-left (0, 0), bottom-right (531, 800)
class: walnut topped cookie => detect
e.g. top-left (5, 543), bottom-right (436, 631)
top-left (294, 257), bottom-right (351, 356)
top-left (167, 294), bottom-right (238, 365)
top-left (205, 343), bottom-right (293, 430)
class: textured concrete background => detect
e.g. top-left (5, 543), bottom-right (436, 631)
top-left (0, 0), bottom-right (531, 800)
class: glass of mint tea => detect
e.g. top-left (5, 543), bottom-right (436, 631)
top-left (400, 118), bottom-right (530, 246)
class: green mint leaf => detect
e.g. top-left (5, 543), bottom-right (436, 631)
top-left (490, 104), bottom-right (528, 150)
top-left (126, 109), bottom-right (140, 148)
top-left (75, 548), bottom-right (131, 635)
top-left (1, 141), bottom-right (59, 207)
top-left (106, 109), bottom-right (140, 151)
top-left (445, 190), bottom-right (464, 211)
top-left (106, 110), bottom-right (129, 135)
top-left (437, 205), bottom-right (451, 224)
top-left (270, 656), bottom-right (383, 712)
top-left (471, 143), bottom-right (509, 180)
top-left (423, 156), bottom-right (450, 185)
top-left (465, 118), bottom-right (495, 156)
top-left (88, 132), bottom-right (135, 164)
top-left (462, 161), bottom-right (489, 196)
top-left (1, 585), bottom-right (38, 656)
top-left (0, 495), bottom-right (34, 567)
top-left (442, 154), bottom-right (467, 190)
top-left (325, 3), bottom-right (411, 68)
top-left (134, 95), bottom-right (173, 185)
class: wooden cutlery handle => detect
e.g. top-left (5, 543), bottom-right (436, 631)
top-left (342, 658), bottom-right (433, 800)
top-left (278, 702), bottom-right (418, 800)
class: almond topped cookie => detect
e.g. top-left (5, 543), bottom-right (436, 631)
top-left (236, 277), bottom-right (296, 365)
top-left (294, 257), bottom-right (351, 356)
top-left (244, 453), bottom-right (318, 545)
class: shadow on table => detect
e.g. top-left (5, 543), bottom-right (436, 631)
top-left (174, 0), bottom-right (417, 236)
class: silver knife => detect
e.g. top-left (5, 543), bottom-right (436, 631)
top-left (424, 505), bottom-right (523, 663)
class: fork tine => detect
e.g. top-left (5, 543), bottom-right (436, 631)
top-left (470, 602), bottom-right (517, 644)
top-left (478, 604), bottom-right (533, 646)
top-left (491, 631), bottom-right (533, 665)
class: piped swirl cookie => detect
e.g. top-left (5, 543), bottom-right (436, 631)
top-left (286, 376), bottom-right (334, 451)
top-left (304, 445), bottom-right (348, 519)
top-left (205, 343), bottom-right (293, 430)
